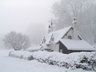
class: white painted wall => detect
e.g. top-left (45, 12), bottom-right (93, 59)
top-left (64, 28), bottom-right (80, 40)
top-left (49, 43), bottom-right (59, 52)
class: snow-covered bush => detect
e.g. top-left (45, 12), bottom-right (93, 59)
top-left (9, 51), bottom-right (34, 60)
top-left (4, 31), bottom-right (31, 50)
top-left (9, 51), bottom-right (96, 71)
top-left (79, 52), bottom-right (96, 70)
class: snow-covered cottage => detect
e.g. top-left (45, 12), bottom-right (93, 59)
top-left (40, 18), bottom-right (95, 54)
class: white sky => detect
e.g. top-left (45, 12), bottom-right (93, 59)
top-left (0, 0), bottom-right (58, 44)
top-left (0, 0), bottom-right (57, 34)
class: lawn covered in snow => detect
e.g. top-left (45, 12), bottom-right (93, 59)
top-left (0, 49), bottom-right (95, 72)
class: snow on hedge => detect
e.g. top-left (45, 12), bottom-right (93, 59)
top-left (9, 51), bottom-right (96, 70)
top-left (9, 51), bottom-right (33, 60)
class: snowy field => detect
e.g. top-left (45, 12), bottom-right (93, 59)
top-left (0, 49), bottom-right (95, 72)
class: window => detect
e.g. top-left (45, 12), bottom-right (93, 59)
top-left (59, 49), bottom-right (62, 53)
top-left (68, 36), bottom-right (72, 39)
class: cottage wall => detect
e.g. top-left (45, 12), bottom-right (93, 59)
top-left (59, 42), bottom-right (68, 53)
top-left (63, 28), bottom-right (80, 40)
top-left (64, 29), bottom-right (73, 39)
top-left (49, 43), bottom-right (59, 52)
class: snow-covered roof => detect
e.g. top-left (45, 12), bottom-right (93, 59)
top-left (44, 26), bottom-right (72, 44)
top-left (60, 39), bottom-right (95, 51)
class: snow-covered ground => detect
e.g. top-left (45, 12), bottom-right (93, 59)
top-left (0, 49), bottom-right (66, 72)
top-left (0, 49), bottom-right (95, 72)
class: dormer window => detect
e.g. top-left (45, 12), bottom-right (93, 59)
top-left (68, 36), bottom-right (72, 39)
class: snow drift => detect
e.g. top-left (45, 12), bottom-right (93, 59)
top-left (9, 51), bottom-right (96, 71)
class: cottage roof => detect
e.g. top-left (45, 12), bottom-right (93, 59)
top-left (45, 26), bottom-right (72, 44)
top-left (60, 39), bottom-right (95, 51)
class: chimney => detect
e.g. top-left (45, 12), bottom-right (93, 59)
top-left (72, 17), bottom-right (77, 28)
top-left (72, 17), bottom-right (77, 39)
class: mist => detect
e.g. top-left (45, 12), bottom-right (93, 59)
top-left (0, 0), bottom-right (58, 45)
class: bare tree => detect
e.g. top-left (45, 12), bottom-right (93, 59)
top-left (4, 31), bottom-right (31, 50)
top-left (52, 0), bottom-right (96, 44)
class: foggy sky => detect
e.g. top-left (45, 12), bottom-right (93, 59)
top-left (0, 0), bottom-right (58, 45)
